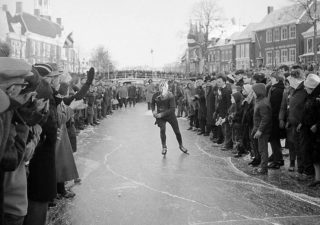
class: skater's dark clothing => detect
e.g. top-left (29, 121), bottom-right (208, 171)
top-left (151, 92), bottom-right (182, 147)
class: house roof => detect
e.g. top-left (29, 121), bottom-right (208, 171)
top-left (12, 12), bottom-right (62, 38)
top-left (234, 23), bottom-right (259, 41)
top-left (302, 21), bottom-right (320, 37)
top-left (255, 4), bottom-right (308, 31)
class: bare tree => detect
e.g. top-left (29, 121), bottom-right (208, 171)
top-left (192, 0), bottom-right (224, 73)
top-left (294, 0), bottom-right (319, 64)
top-left (91, 46), bottom-right (114, 79)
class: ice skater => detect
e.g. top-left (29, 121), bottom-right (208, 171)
top-left (151, 80), bottom-right (189, 156)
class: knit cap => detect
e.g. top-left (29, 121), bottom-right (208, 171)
top-left (304, 74), bottom-right (320, 89)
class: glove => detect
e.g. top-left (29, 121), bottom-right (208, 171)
top-left (86, 67), bottom-right (95, 85)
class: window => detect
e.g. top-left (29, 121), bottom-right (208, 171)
top-left (281, 27), bottom-right (288, 40)
top-left (275, 50), bottom-right (280, 66)
top-left (266, 51), bottom-right (273, 65)
top-left (241, 44), bottom-right (245, 57)
top-left (289, 48), bottom-right (296, 62)
top-left (266, 30), bottom-right (272, 43)
top-left (307, 38), bottom-right (313, 53)
top-left (281, 49), bottom-right (288, 63)
top-left (245, 44), bottom-right (249, 58)
top-left (274, 28), bottom-right (280, 41)
top-left (289, 25), bottom-right (296, 39)
top-left (236, 45), bottom-right (240, 58)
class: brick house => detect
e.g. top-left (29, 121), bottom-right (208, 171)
top-left (0, 2), bottom-right (80, 72)
top-left (233, 23), bottom-right (258, 70)
top-left (207, 32), bottom-right (239, 73)
top-left (254, 4), bottom-right (314, 68)
top-left (300, 22), bottom-right (320, 64)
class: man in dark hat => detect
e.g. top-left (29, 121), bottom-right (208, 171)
top-left (0, 57), bottom-right (33, 225)
top-left (151, 80), bottom-right (188, 156)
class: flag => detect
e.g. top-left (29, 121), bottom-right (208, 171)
top-left (63, 32), bottom-right (74, 48)
top-left (181, 53), bottom-right (186, 63)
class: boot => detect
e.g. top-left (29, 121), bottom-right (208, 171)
top-left (162, 146), bottom-right (167, 156)
top-left (179, 145), bottom-right (189, 154)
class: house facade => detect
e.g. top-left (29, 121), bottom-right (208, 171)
top-left (0, 2), bottom-right (80, 73)
top-left (300, 22), bottom-right (320, 64)
top-left (234, 23), bottom-right (257, 70)
top-left (254, 4), bottom-right (314, 68)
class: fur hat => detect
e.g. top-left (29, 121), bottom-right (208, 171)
top-left (304, 74), bottom-right (320, 89)
top-left (0, 89), bottom-right (9, 113)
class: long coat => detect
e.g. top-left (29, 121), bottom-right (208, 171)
top-left (55, 103), bottom-right (79, 183)
top-left (28, 97), bottom-right (58, 202)
top-left (196, 87), bottom-right (207, 120)
top-left (268, 81), bottom-right (285, 140)
top-left (206, 86), bottom-right (216, 126)
top-left (146, 84), bottom-right (156, 103)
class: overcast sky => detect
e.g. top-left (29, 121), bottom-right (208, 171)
top-left (51, 0), bottom-right (291, 69)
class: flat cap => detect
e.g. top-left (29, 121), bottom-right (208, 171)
top-left (0, 57), bottom-right (32, 87)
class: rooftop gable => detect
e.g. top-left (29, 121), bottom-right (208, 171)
top-left (234, 23), bottom-right (259, 41)
top-left (15, 12), bottom-right (62, 38)
top-left (255, 4), bottom-right (307, 31)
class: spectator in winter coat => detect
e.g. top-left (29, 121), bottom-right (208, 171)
top-left (25, 63), bottom-right (61, 225)
top-left (251, 83), bottom-right (272, 175)
top-left (241, 84), bottom-right (256, 163)
top-left (205, 79), bottom-right (217, 136)
top-left (0, 58), bottom-right (33, 225)
top-left (118, 83), bottom-right (128, 108)
top-left (302, 74), bottom-right (320, 187)
top-left (267, 72), bottom-right (285, 169)
top-left (228, 92), bottom-right (243, 153)
top-left (287, 75), bottom-right (313, 180)
top-left (195, 83), bottom-right (207, 135)
top-left (216, 76), bottom-right (233, 150)
top-left (185, 82), bottom-right (196, 130)
top-left (279, 79), bottom-right (296, 171)
top-left (128, 84), bottom-right (137, 107)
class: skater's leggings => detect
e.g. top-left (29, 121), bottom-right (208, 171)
top-left (157, 116), bottom-right (182, 147)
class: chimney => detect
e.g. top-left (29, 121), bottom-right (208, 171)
top-left (2, 4), bottom-right (8, 11)
top-left (267, 6), bottom-right (274, 14)
top-left (34, 9), bottom-right (40, 17)
top-left (56, 18), bottom-right (62, 26)
top-left (16, 2), bottom-right (23, 14)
